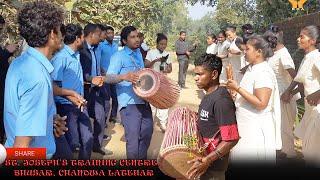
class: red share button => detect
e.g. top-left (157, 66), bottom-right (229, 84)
top-left (6, 148), bottom-right (46, 160)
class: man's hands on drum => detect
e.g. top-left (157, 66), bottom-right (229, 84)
top-left (122, 72), bottom-right (139, 84)
top-left (186, 157), bottom-right (211, 180)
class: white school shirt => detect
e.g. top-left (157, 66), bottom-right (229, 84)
top-left (206, 43), bottom-right (217, 54)
top-left (215, 40), bottom-right (230, 58)
top-left (267, 47), bottom-right (295, 94)
top-left (294, 49), bottom-right (320, 97)
top-left (145, 49), bottom-right (171, 72)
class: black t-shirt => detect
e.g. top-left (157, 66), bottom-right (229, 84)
top-left (198, 86), bottom-right (237, 139)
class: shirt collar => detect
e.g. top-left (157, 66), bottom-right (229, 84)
top-left (124, 46), bottom-right (139, 55)
top-left (305, 49), bottom-right (319, 59)
top-left (64, 44), bottom-right (78, 57)
top-left (247, 61), bottom-right (267, 72)
top-left (86, 42), bottom-right (94, 50)
top-left (26, 47), bottom-right (54, 73)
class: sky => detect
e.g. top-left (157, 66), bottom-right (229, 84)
top-left (187, 2), bottom-right (215, 20)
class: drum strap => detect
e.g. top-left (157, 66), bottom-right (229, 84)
top-left (129, 55), bottom-right (142, 70)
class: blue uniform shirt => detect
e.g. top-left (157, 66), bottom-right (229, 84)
top-left (4, 47), bottom-right (56, 159)
top-left (51, 45), bottom-right (84, 104)
top-left (100, 40), bottom-right (118, 72)
top-left (107, 46), bottom-right (145, 110)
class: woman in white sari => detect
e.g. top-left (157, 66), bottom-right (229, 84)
top-left (227, 35), bottom-right (282, 164)
top-left (264, 26), bottom-right (299, 159)
top-left (282, 25), bottom-right (320, 165)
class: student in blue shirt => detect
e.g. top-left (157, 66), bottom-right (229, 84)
top-left (3, 1), bottom-right (67, 159)
top-left (80, 23), bottom-right (111, 155)
top-left (96, 24), bottom-right (112, 140)
top-left (105, 26), bottom-right (153, 159)
top-left (51, 24), bottom-right (100, 159)
top-left (104, 26), bottom-right (119, 124)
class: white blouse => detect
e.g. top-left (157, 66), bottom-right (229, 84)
top-left (267, 47), bottom-right (295, 93)
top-left (294, 49), bottom-right (320, 97)
top-left (235, 61), bottom-right (277, 114)
top-left (215, 40), bottom-right (230, 58)
top-left (145, 49), bottom-right (171, 72)
top-left (206, 43), bottom-right (217, 54)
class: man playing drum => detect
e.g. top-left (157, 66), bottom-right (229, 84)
top-left (187, 54), bottom-right (240, 180)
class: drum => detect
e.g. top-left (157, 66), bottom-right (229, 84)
top-left (157, 107), bottom-right (206, 179)
top-left (133, 68), bottom-right (180, 109)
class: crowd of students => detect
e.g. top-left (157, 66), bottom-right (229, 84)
top-left (0, 1), bottom-right (173, 160)
top-left (185, 23), bottom-right (320, 179)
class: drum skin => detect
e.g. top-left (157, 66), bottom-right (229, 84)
top-left (133, 68), bottom-right (180, 109)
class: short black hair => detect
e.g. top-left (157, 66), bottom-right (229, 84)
top-left (156, 33), bottom-right (167, 44)
top-left (180, 31), bottom-right (186, 35)
top-left (194, 54), bottom-right (222, 76)
top-left (218, 30), bottom-right (226, 37)
top-left (84, 23), bottom-right (99, 37)
top-left (235, 37), bottom-right (244, 49)
top-left (106, 26), bottom-right (114, 32)
top-left (0, 15), bottom-right (5, 24)
top-left (64, 24), bottom-right (83, 45)
top-left (226, 25), bottom-right (236, 32)
top-left (97, 24), bottom-right (107, 31)
top-left (207, 33), bottom-right (216, 40)
top-left (242, 24), bottom-right (254, 35)
top-left (138, 32), bottom-right (144, 38)
top-left (18, 1), bottom-right (64, 47)
top-left (120, 25), bottom-right (137, 46)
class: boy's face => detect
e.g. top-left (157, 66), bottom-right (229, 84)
top-left (100, 30), bottom-right (107, 41)
top-left (106, 29), bottom-right (114, 42)
top-left (217, 33), bottom-right (226, 43)
top-left (180, 33), bottom-right (186, 41)
top-left (194, 65), bottom-right (217, 90)
top-left (124, 30), bottom-right (140, 50)
top-left (91, 28), bottom-right (101, 45)
top-left (226, 30), bottom-right (236, 41)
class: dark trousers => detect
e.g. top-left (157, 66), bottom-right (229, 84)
top-left (120, 104), bottom-right (153, 159)
top-left (53, 135), bottom-right (73, 159)
top-left (110, 84), bottom-right (118, 118)
top-left (56, 103), bottom-right (93, 159)
top-left (88, 86), bottom-right (110, 150)
top-left (178, 59), bottom-right (189, 87)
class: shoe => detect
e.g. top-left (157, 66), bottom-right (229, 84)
top-left (160, 124), bottom-right (167, 133)
top-left (109, 117), bottom-right (117, 123)
top-left (93, 148), bottom-right (113, 155)
top-left (103, 135), bottom-right (111, 141)
top-left (93, 149), bottom-right (106, 155)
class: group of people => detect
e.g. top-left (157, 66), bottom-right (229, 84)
top-left (1, 1), bottom-right (320, 179)
top-left (0, 1), bottom-right (173, 160)
top-left (184, 24), bottom-right (320, 179)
